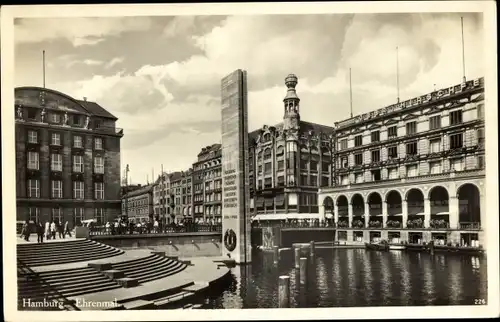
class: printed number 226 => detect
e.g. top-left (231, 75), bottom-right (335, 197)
top-left (475, 299), bottom-right (486, 305)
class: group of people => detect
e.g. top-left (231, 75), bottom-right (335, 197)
top-left (94, 217), bottom-right (219, 235)
top-left (20, 220), bottom-right (73, 243)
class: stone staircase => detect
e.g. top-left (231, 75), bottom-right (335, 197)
top-left (17, 239), bottom-right (124, 267)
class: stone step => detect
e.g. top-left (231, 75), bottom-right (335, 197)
top-left (138, 263), bottom-right (187, 284)
top-left (107, 254), bottom-right (157, 268)
top-left (124, 260), bottom-right (177, 278)
top-left (115, 278), bottom-right (139, 288)
top-left (19, 277), bottom-right (117, 296)
top-left (37, 267), bottom-right (95, 278)
top-left (17, 241), bottom-right (101, 254)
top-left (121, 299), bottom-right (155, 310)
top-left (17, 239), bottom-right (91, 250)
top-left (19, 274), bottom-right (109, 291)
top-left (128, 262), bottom-right (182, 282)
top-left (111, 255), bottom-right (165, 270)
top-left (18, 244), bottom-right (118, 259)
top-left (63, 283), bottom-right (122, 298)
top-left (20, 249), bottom-right (124, 267)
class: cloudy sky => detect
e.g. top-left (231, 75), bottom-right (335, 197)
top-left (14, 12), bottom-right (484, 184)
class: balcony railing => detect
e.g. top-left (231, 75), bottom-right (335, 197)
top-left (89, 223), bottom-right (222, 236)
top-left (459, 222), bottom-right (481, 230)
top-left (94, 126), bottom-right (123, 135)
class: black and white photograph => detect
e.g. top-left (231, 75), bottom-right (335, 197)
top-left (1, 1), bottom-right (498, 321)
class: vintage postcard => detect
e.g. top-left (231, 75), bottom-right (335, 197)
top-left (1, 1), bottom-right (498, 321)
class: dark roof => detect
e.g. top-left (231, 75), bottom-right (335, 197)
top-left (197, 143), bottom-right (222, 157)
top-left (123, 184), bottom-right (154, 198)
top-left (299, 120), bottom-right (335, 135)
top-left (77, 100), bottom-right (118, 120)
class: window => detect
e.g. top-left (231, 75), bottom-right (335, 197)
top-left (94, 138), bottom-right (103, 150)
top-left (51, 153), bottom-right (62, 171)
top-left (340, 139), bottom-right (348, 150)
top-left (28, 130), bottom-right (38, 143)
top-left (310, 160), bottom-right (318, 171)
top-left (449, 133), bottom-right (463, 149)
top-left (52, 180), bottom-right (62, 198)
top-left (477, 155), bottom-right (485, 169)
top-left (27, 151), bottom-right (39, 170)
top-left (406, 122), bottom-right (417, 135)
top-left (94, 208), bottom-right (105, 225)
top-left (477, 128), bottom-right (485, 147)
top-left (450, 158), bottom-right (463, 172)
top-left (388, 146), bottom-right (398, 159)
top-left (429, 161), bottom-right (442, 174)
top-left (406, 165), bottom-right (418, 177)
top-left (321, 176), bottom-right (329, 187)
top-left (27, 109), bottom-right (37, 120)
top-left (388, 167), bottom-right (398, 179)
top-left (74, 208), bottom-right (84, 226)
top-left (73, 155), bottom-right (84, 172)
top-left (429, 115), bottom-right (441, 130)
top-left (310, 176), bottom-right (318, 187)
top-left (429, 139), bottom-right (441, 153)
top-left (322, 162), bottom-right (329, 172)
top-left (277, 160), bottom-right (284, 170)
top-left (388, 126), bottom-right (398, 138)
top-left (94, 156), bottom-right (104, 174)
top-left (95, 182), bottom-right (104, 200)
top-left (52, 208), bottom-right (62, 223)
top-left (406, 141), bottom-right (418, 155)
top-left (51, 133), bottom-right (61, 145)
top-left (277, 176), bottom-right (285, 187)
top-left (371, 169), bottom-right (381, 181)
top-left (73, 136), bottom-right (83, 148)
top-left (28, 179), bottom-right (40, 198)
top-left (73, 181), bottom-right (84, 199)
top-left (450, 110), bottom-right (463, 125)
top-left (258, 165), bottom-right (262, 174)
top-left (28, 207), bottom-right (39, 223)
top-left (341, 175), bottom-right (349, 185)
top-left (73, 115), bottom-right (83, 126)
top-left (50, 113), bottom-right (61, 124)
top-left (340, 156), bottom-right (348, 168)
top-left (301, 175), bottom-right (308, 186)
top-left (354, 153), bottom-right (363, 165)
top-left (355, 172), bottom-right (363, 183)
top-left (354, 135), bottom-right (362, 147)
top-left (264, 149), bottom-right (272, 160)
top-left (264, 177), bottom-right (272, 188)
top-left (371, 131), bottom-right (380, 143)
top-left (477, 104), bottom-right (484, 119)
top-left (264, 163), bottom-right (272, 174)
top-left (371, 150), bottom-right (380, 163)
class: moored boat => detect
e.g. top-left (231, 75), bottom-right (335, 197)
top-left (365, 241), bottom-right (389, 251)
top-left (389, 244), bottom-right (406, 250)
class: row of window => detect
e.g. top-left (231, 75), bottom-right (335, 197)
top-left (28, 130), bottom-right (104, 150)
top-left (339, 109), bottom-right (472, 150)
top-left (27, 179), bottom-right (104, 199)
top-left (339, 131), bottom-right (482, 167)
top-left (26, 207), bottom-right (106, 224)
top-left (338, 156), bottom-right (483, 185)
top-left (27, 151), bottom-right (105, 173)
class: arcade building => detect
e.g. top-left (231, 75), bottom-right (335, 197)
top-left (319, 77), bottom-right (485, 247)
top-left (15, 87), bottom-right (124, 226)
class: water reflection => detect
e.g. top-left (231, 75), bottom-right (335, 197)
top-left (204, 249), bottom-right (487, 309)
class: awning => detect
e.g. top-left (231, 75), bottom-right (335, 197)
top-left (256, 198), bottom-right (264, 207)
top-left (253, 213), bottom-right (322, 221)
top-left (325, 213), bottom-right (334, 219)
top-left (436, 212), bottom-right (449, 216)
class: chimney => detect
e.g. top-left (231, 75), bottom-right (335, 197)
top-left (83, 97), bottom-right (87, 101)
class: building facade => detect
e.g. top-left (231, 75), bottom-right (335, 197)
top-left (121, 184), bottom-right (154, 222)
top-left (192, 144), bottom-right (223, 223)
top-left (153, 170), bottom-right (193, 224)
top-left (248, 74), bottom-right (335, 220)
top-left (319, 77), bottom-right (485, 246)
top-left (15, 87), bottom-right (123, 226)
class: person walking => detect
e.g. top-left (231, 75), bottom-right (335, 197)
top-left (58, 221), bottom-right (64, 239)
top-left (45, 221), bottom-right (50, 240)
top-left (20, 220), bottom-right (27, 241)
top-left (64, 221), bottom-right (72, 238)
top-left (50, 221), bottom-right (57, 240)
top-left (23, 220), bottom-right (31, 242)
top-left (36, 222), bottom-right (44, 243)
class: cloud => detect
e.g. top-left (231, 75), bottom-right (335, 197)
top-left (14, 17), bottom-right (152, 47)
top-left (105, 56), bottom-right (125, 69)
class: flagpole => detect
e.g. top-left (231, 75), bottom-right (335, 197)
top-left (349, 68), bottom-right (353, 118)
top-left (396, 46), bottom-right (400, 103)
top-left (42, 50), bottom-right (46, 88)
top-left (461, 16), bottom-right (467, 83)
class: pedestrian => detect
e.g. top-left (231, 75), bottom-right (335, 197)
top-left (154, 219), bottom-right (159, 233)
top-left (58, 221), bottom-right (64, 239)
top-left (20, 220), bottom-right (27, 240)
top-left (64, 221), bottom-right (72, 238)
top-left (36, 221), bottom-right (44, 243)
top-left (114, 221), bottom-right (119, 235)
top-left (50, 221), bottom-right (57, 240)
top-left (23, 220), bottom-right (31, 242)
top-left (45, 221), bottom-right (50, 240)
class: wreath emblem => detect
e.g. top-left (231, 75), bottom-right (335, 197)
top-left (224, 229), bottom-right (237, 252)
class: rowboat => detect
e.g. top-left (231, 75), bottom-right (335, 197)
top-left (365, 242), bottom-right (389, 251)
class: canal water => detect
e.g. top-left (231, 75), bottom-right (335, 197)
top-left (203, 248), bottom-right (487, 308)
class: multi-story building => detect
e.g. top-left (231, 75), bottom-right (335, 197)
top-left (15, 87), bottom-right (123, 226)
top-left (248, 74), bottom-right (335, 219)
top-left (153, 170), bottom-right (193, 224)
top-left (121, 184), bottom-right (154, 223)
top-left (319, 77), bottom-right (485, 246)
top-left (120, 184), bottom-right (143, 198)
top-left (192, 144), bottom-right (223, 223)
